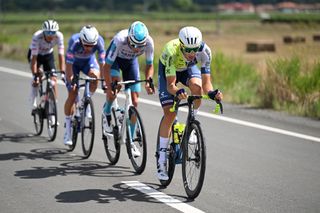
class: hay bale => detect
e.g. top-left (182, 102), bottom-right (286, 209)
top-left (283, 35), bottom-right (306, 44)
top-left (246, 41), bottom-right (275, 52)
top-left (313, 34), bottom-right (320, 42)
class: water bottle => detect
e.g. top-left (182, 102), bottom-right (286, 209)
top-left (173, 122), bottom-right (185, 144)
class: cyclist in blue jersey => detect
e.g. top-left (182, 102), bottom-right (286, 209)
top-left (156, 26), bottom-right (223, 180)
top-left (63, 25), bottom-right (105, 145)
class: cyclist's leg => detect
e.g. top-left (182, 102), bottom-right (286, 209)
top-left (63, 64), bottom-right (79, 145)
top-left (121, 58), bottom-right (141, 137)
top-left (183, 65), bottom-right (203, 110)
top-left (102, 58), bottom-right (121, 131)
top-left (157, 61), bottom-right (177, 180)
top-left (43, 52), bottom-right (58, 98)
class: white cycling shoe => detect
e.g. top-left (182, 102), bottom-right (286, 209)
top-left (157, 163), bottom-right (169, 181)
top-left (131, 143), bottom-right (141, 158)
top-left (63, 131), bottom-right (72, 146)
top-left (188, 132), bottom-right (198, 145)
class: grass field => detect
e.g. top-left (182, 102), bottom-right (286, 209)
top-left (1, 12), bottom-right (319, 118)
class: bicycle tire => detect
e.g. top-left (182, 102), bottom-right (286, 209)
top-left (102, 107), bottom-right (121, 165)
top-left (156, 116), bottom-right (176, 186)
top-left (32, 86), bottom-right (44, 135)
top-left (126, 106), bottom-right (147, 174)
top-left (182, 120), bottom-right (206, 199)
top-left (45, 89), bottom-right (58, 141)
top-left (67, 117), bottom-right (78, 152)
top-left (81, 98), bottom-right (95, 159)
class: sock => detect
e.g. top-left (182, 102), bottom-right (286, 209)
top-left (65, 116), bottom-right (71, 137)
top-left (194, 109), bottom-right (199, 116)
top-left (130, 122), bottom-right (136, 138)
top-left (103, 100), bottom-right (113, 115)
top-left (158, 137), bottom-right (169, 165)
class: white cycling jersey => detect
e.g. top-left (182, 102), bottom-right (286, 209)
top-left (105, 29), bottom-right (154, 65)
top-left (29, 30), bottom-right (64, 56)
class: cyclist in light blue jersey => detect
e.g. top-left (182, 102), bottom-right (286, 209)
top-left (102, 21), bottom-right (154, 138)
top-left (63, 25), bottom-right (105, 145)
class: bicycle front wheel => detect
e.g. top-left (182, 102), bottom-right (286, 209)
top-left (126, 106), bottom-right (147, 174)
top-left (45, 89), bottom-right (58, 141)
top-left (182, 120), bottom-right (206, 199)
top-left (67, 117), bottom-right (78, 152)
top-left (102, 107), bottom-right (121, 165)
top-left (81, 98), bottom-right (95, 159)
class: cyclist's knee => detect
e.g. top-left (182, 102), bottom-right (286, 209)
top-left (189, 81), bottom-right (202, 95)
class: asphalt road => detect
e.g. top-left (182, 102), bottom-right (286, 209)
top-left (0, 59), bottom-right (319, 213)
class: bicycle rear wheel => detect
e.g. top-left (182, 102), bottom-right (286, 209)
top-left (102, 107), bottom-right (121, 165)
top-left (81, 98), bottom-right (95, 159)
top-left (156, 117), bottom-right (176, 186)
top-left (126, 106), bottom-right (147, 174)
top-left (182, 120), bottom-right (206, 199)
top-left (45, 89), bottom-right (58, 141)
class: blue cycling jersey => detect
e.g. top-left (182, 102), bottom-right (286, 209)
top-left (66, 33), bottom-right (105, 65)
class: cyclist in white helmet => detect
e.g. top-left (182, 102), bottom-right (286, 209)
top-left (28, 20), bottom-right (65, 111)
top-left (102, 21), bottom-right (154, 157)
top-left (156, 26), bottom-right (223, 180)
top-left (63, 25), bottom-right (105, 145)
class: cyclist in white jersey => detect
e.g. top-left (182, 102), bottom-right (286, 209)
top-left (28, 20), bottom-right (65, 111)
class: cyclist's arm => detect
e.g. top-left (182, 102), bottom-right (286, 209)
top-left (102, 63), bottom-right (112, 87)
top-left (30, 55), bottom-right (38, 76)
top-left (65, 63), bottom-right (73, 83)
top-left (57, 32), bottom-right (65, 73)
top-left (58, 54), bottom-right (65, 73)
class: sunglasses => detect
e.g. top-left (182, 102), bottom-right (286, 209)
top-left (44, 31), bottom-right (56, 36)
top-left (128, 38), bottom-right (146, 49)
top-left (183, 47), bottom-right (199, 53)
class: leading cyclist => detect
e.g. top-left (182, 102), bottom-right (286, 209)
top-left (63, 25), bottom-right (105, 145)
top-left (28, 20), bottom-right (65, 111)
top-left (157, 26), bottom-right (223, 180)
top-left (102, 21), bottom-right (154, 157)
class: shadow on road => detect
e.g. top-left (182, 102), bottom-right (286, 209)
top-left (55, 182), bottom-right (162, 204)
top-left (0, 132), bottom-right (45, 143)
top-left (14, 160), bottom-right (134, 179)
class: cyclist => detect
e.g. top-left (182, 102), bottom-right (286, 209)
top-left (28, 20), bottom-right (65, 111)
top-left (63, 25), bottom-right (105, 145)
top-left (156, 26), bottom-right (223, 180)
top-left (102, 21), bottom-right (154, 157)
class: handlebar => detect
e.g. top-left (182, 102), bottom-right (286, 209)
top-left (110, 77), bottom-right (155, 94)
top-left (169, 94), bottom-right (223, 114)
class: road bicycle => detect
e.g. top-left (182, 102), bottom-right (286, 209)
top-left (32, 69), bottom-right (63, 141)
top-left (102, 78), bottom-right (154, 174)
top-left (155, 94), bottom-right (223, 199)
top-left (67, 74), bottom-right (103, 159)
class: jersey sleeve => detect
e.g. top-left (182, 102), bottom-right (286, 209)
top-left (30, 33), bottom-right (39, 56)
top-left (66, 36), bottom-right (76, 64)
top-left (199, 43), bottom-right (212, 74)
top-left (97, 36), bottom-right (106, 64)
top-left (105, 40), bottom-right (118, 65)
top-left (57, 31), bottom-right (65, 55)
top-left (145, 36), bottom-right (154, 65)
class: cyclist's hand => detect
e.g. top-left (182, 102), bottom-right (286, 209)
top-left (32, 75), bottom-right (40, 87)
top-left (208, 89), bottom-right (223, 102)
top-left (145, 83), bottom-right (154, 95)
top-left (176, 88), bottom-right (187, 100)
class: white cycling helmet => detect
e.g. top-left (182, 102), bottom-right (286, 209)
top-left (42, 20), bottom-right (59, 32)
top-left (128, 21), bottom-right (149, 46)
top-left (80, 25), bottom-right (99, 45)
top-left (179, 26), bottom-right (202, 48)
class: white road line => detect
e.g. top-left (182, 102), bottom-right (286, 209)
top-left (1, 65), bottom-right (320, 143)
top-left (123, 181), bottom-right (206, 213)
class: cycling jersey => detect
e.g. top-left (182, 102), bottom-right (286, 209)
top-left (29, 30), bottom-right (64, 56)
top-left (66, 33), bottom-right (105, 65)
top-left (105, 29), bottom-right (154, 65)
top-left (159, 38), bottom-right (211, 76)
